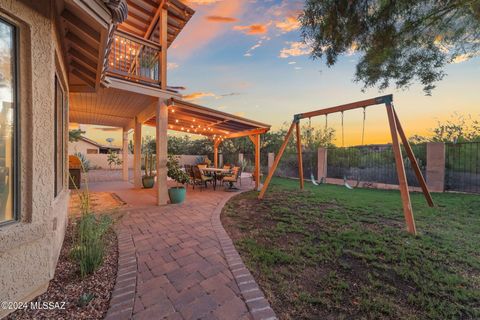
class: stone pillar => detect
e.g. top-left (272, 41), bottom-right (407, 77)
top-left (156, 99), bottom-right (169, 205)
top-left (219, 154), bottom-right (223, 168)
top-left (317, 147), bottom-right (328, 179)
top-left (133, 117), bottom-right (142, 188)
top-left (426, 142), bottom-right (445, 192)
top-left (238, 153), bottom-right (244, 165)
top-left (268, 152), bottom-right (275, 173)
top-left (122, 130), bottom-right (129, 181)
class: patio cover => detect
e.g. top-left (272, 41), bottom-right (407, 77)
top-left (144, 98), bottom-right (271, 139)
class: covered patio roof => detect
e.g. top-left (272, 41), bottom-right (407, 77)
top-left (144, 98), bottom-right (271, 139)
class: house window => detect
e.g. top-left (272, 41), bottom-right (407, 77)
top-left (0, 18), bottom-right (16, 223)
top-left (54, 76), bottom-right (65, 197)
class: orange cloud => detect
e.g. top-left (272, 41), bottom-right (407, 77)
top-left (170, 0), bottom-right (245, 59)
top-left (206, 15), bottom-right (238, 22)
top-left (233, 23), bottom-right (268, 35)
top-left (183, 92), bottom-right (217, 101)
top-left (275, 16), bottom-right (300, 32)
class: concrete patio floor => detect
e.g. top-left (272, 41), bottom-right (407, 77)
top-left (90, 178), bottom-right (276, 320)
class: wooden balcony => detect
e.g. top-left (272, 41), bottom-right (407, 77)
top-left (106, 30), bottom-right (163, 88)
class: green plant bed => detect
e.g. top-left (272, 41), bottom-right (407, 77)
top-left (168, 187), bottom-right (186, 204)
top-left (221, 177), bottom-right (480, 319)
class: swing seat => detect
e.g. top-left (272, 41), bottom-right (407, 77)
top-left (343, 175), bottom-right (354, 190)
top-left (311, 173), bottom-right (325, 186)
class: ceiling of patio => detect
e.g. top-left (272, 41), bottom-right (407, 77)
top-left (144, 98), bottom-right (271, 138)
top-left (69, 87), bottom-right (157, 128)
top-left (118, 0), bottom-right (195, 47)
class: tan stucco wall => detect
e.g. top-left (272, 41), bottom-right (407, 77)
top-left (68, 139), bottom-right (100, 155)
top-left (0, 1), bottom-right (69, 318)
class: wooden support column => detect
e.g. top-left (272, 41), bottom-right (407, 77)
top-left (133, 117), bottom-right (142, 188)
top-left (295, 121), bottom-right (304, 189)
top-left (254, 134), bottom-right (261, 190)
top-left (386, 103), bottom-right (417, 235)
top-left (158, 5), bottom-right (168, 90)
top-left (393, 107), bottom-right (434, 207)
top-left (213, 139), bottom-right (221, 168)
top-left (122, 130), bottom-right (129, 181)
top-left (259, 121), bottom-right (296, 199)
top-left (156, 99), bottom-right (169, 205)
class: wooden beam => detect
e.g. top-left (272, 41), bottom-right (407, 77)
top-left (297, 95), bottom-right (392, 119)
top-left (258, 121), bottom-right (296, 199)
top-left (254, 134), bottom-right (261, 190)
top-left (393, 107), bottom-right (434, 207)
top-left (213, 139), bottom-right (221, 168)
top-left (226, 128), bottom-right (269, 139)
top-left (66, 32), bottom-right (99, 58)
top-left (62, 10), bottom-right (100, 42)
top-left (386, 103), bottom-right (417, 235)
top-left (71, 60), bottom-right (96, 79)
top-left (159, 7), bottom-right (168, 89)
top-left (295, 122), bottom-right (304, 189)
top-left (69, 48), bottom-right (97, 71)
top-left (71, 69), bottom-right (95, 88)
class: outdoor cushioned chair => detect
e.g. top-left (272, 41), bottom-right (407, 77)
top-left (184, 165), bottom-right (195, 188)
top-left (192, 165), bottom-right (213, 191)
top-left (223, 166), bottom-right (241, 189)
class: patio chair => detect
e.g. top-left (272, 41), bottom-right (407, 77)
top-left (223, 166), bottom-right (241, 190)
top-left (184, 165), bottom-right (195, 188)
top-left (192, 165), bottom-right (213, 191)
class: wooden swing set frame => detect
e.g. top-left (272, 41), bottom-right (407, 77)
top-left (258, 94), bottom-right (434, 235)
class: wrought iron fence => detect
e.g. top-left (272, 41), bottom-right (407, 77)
top-left (445, 142), bottom-right (480, 193)
top-left (274, 151), bottom-right (318, 179)
top-left (327, 144), bottom-right (427, 187)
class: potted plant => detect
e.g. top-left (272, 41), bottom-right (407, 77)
top-left (142, 152), bottom-right (155, 188)
top-left (167, 155), bottom-right (190, 204)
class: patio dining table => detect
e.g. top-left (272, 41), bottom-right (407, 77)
top-left (200, 167), bottom-right (232, 191)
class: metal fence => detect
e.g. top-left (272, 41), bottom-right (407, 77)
top-left (274, 151), bottom-right (318, 179)
top-left (445, 142), bottom-right (480, 193)
top-left (326, 144), bottom-right (427, 187)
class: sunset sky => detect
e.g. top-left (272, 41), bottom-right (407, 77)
top-left (83, 0), bottom-right (480, 147)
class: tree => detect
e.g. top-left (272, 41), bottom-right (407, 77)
top-left (409, 113), bottom-right (480, 143)
top-left (300, 1), bottom-right (480, 94)
top-left (69, 129), bottom-right (85, 142)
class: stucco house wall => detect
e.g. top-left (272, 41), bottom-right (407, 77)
top-left (0, 2), bottom-right (69, 318)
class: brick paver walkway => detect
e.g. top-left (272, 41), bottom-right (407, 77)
top-left (96, 181), bottom-right (276, 320)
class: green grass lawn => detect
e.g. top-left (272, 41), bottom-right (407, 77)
top-left (221, 178), bottom-right (480, 319)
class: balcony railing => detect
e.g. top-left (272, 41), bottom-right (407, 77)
top-left (107, 30), bottom-right (162, 86)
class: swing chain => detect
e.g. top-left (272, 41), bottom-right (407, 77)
top-left (361, 107), bottom-right (366, 146)
top-left (341, 111), bottom-right (345, 147)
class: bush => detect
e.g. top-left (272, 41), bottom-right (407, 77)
top-left (71, 213), bottom-right (112, 278)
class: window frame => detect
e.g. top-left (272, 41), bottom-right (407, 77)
top-left (54, 74), bottom-right (66, 197)
top-left (0, 16), bottom-right (20, 225)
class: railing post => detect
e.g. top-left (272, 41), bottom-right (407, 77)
top-left (426, 142), bottom-right (445, 192)
top-left (158, 6), bottom-right (168, 89)
top-left (317, 147), bottom-right (328, 180)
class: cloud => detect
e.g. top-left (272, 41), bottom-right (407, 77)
top-left (275, 16), bottom-right (300, 33)
top-left (170, 0), bottom-right (245, 59)
top-left (220, 92), bottom-right (241, 97)
top-left (183, 92), bottom-right (217, 101)
top-left (279, 41), bottom-right (312, 58)
top-left (167, 62), bottom-right (179, 70)
top-left (452, 53), bottom-right (474, 64)
top-left (244, 40), bottom-right (265, 57)
top-left (206, 16), bottom-right (238, 22)
top-left (288, 61), bottom-right (296, 64)
top-left (233, 23), bottom-right (268, 35)
top-left (234, 112), bottom-right (246, 117)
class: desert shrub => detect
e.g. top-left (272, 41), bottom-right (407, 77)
top-left (71, 213), bottom-right (112, 278)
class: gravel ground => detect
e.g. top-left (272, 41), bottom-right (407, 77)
top-left (7, 220), bottom-right (118, 320)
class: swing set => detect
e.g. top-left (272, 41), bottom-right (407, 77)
top-left (258, 94), bottom-right (434, 235)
